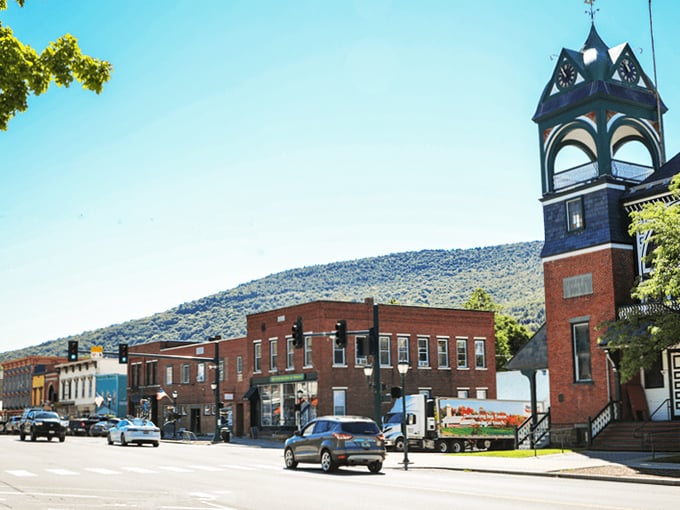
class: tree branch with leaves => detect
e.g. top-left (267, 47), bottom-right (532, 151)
top-left (0, 0), bottom-right (112, 130)
top-left (598, 174), bottom-right (680, 382)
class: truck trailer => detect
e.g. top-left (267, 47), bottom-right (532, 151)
top-left (383, 394), bottom-right (531, 453)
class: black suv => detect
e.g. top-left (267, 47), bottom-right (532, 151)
top-left (19, 410), bottom-right (66, 442)
top-left (284, 416), bottom-right (385, 473)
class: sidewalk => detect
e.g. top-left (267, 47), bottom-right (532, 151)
top-left (226, 436), bottom-right (680, 486)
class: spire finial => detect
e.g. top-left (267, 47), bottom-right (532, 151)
top-left (585, 0), bottom-right (599, 24)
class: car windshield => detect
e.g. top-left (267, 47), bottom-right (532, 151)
top-left (340, 421), bottom-right (380, 435)
top-left (36, 412), bottom-right (59, 420)
top-left (130, 418), bottom-right (154, 427)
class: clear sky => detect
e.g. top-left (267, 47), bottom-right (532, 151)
top-left (1, 0), bottom-right (678, 353)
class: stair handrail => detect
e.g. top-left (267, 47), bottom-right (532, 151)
top-left (516, 410), bottom-right (550, 448)
top-left (633, 398), bottom-right (671, 439)
top-left (588, 400), bottom-right (621, 445)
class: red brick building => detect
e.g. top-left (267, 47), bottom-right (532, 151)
top-left (127, 299), bottom-right (496, 437)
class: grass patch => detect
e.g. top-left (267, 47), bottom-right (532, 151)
top-left (454, 449), bottom-right (574, 458)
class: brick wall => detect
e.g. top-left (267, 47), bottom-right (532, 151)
top-left (544, 247), bottom-right (635, 427)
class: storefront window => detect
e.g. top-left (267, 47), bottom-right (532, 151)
top-left (258, 382), bottom-right (318, 428)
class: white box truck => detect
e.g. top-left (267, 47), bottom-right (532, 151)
top-left (383, 394), bottom-right (531, 453)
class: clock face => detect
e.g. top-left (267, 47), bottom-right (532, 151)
top-left (557, 62), bottom-right (576, 89)
top-left (618, 57), bottom-right (639, 84)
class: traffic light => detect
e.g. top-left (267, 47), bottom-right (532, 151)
top-left (335, 319), bottom-right (347, 348)
top-left (67, 340), bottom-right (78, 362)
top-left (292, 317), bottom-right (304, 348)
top-left (368, 327), bottom-right (378, 355)
top-left (118, 343), bottom-right (129, 364)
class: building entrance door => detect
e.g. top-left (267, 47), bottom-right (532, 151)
top-left (669, 351), bottom-right (680, 420)
top-left (190, 408), bottom-right (201, 432)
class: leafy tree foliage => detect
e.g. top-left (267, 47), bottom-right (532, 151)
top-left (598, 174), bottom-right (680, 382)
top-left (0, 241), bottom-right (544, 362)
top-left (463, 288), bottom-right (531, 371)
top-left (0, 0), bottom-right (112, 130)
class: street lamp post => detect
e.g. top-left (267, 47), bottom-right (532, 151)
top-left (208, 336), bottom-right (222, 443)
top-left (397, 361), bottom-right (410, 471)
top-left (172, 391), bottom-right (179, 438)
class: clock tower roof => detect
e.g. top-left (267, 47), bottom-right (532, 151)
top-left (533, 25), bottom-right (664, 123)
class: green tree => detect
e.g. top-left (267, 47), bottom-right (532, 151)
top-left (0, 0), bottom-right (112, 130)
top-left (598, 174), bottom-right (680, 382)
top-left (463, 288), bottom-right (530, 370)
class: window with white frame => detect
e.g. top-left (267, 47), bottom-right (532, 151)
top-left (286, 338), bottom-right (295, 369)
top-left (333, 341), bottom-right (345, 366)
top-left (254, 341), bottom-right (262, 373)
top-left (270, 339), bottom-right (278, 371)
top-left (197, 362), bottom-right (205, 383)
top-left (181, 364), bottom-right (190, 384)
top-left (476, 388), bottom-right (488, 399)
top-left (166, 365), bottom-right (173, 385)
top-left (236, 356), bottom-right (243, 375)
top-left (355, 336), bottom-right (369, 366)
top-left (457, 338), bottom-right (468, 368)
top-left (333, 389), bottom-right (346, 415)
top-left (379, 335), bottom-right (391, 367)
top-left (457, 388), bottom-right (470, 398)
top-left (437, 338), bottom-right (449, 368)
top-left (397, 336), bottom-right (409, 364)
top-left (304, 336), bottom-right (313, 367)
top-left (475, 339), bottom-right (486, 368)
top-left (417, 337), bottom-right (429, 367)
top-left (572, 322), bottom-right (592, 381)
top-left (566, 197), bottom-right (585, 232)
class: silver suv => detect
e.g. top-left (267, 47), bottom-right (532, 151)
top-left (283, 416), bottom-right (386, 473)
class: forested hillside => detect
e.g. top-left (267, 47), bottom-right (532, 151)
top-left (0, 241), bottom-right (544, 362)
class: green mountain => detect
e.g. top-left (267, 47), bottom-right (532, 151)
top-left (0, 241), bottom-right (545, 362)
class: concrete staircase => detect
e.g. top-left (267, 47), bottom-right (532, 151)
top-left (591, 421), bottom-right (680, 452)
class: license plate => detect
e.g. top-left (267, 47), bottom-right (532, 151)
top-left (143, 431), bottom-right (149, 434)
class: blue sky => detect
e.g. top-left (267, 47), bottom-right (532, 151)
top-left (1, 0), bottom-right (678, 352)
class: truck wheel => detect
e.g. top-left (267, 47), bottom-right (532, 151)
top-left (393, 437), bottom-right (405, 452)
top-left (436, 439), bottom-right (450, 453)
top-left (451, 440), bottom-right (464, 453)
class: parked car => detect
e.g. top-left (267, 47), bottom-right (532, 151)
top-left (90, 419), bottom-right (120, 437)
top-left (18, 410), bottom-right (66, 442)
top-left (5, 416), bottom-right (22, 434)
top-left (283, 416), bottom-right (386, 473)
top-left (107, 418), bottom-right (161, 447)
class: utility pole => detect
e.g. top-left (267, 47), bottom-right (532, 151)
top-left (373, 303), bottom-right (381, 424)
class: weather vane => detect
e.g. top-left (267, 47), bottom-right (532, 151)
top-left (584, 0), bottom-right (599, 23)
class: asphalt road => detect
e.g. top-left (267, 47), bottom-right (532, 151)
top-left (0, 435), bottom-right (676, 510)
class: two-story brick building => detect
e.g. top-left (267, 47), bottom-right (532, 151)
top-left (127, 299), bottom-right (496, 437)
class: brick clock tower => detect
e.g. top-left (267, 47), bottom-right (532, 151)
top-left (533, 22), bottom-right (665, 436)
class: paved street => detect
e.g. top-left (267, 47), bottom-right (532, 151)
top-left (0, 435), bottom-right (678, 510)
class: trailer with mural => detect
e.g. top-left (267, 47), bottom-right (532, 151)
top-left (382, 394), bottom-right (531, 453)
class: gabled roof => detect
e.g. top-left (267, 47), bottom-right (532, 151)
top-left (624, 151), bottom-right (680, 206)
top-left (504, 323), bottom-right (548, 371)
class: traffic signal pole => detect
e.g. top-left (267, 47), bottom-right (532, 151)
top-left (372, 303), bottom-right (381, 424)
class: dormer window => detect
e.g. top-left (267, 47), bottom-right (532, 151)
top-left (566, 197), bottom-right (585, 232)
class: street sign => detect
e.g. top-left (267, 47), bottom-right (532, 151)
top-left (91, 346), bottom-right (104, 359)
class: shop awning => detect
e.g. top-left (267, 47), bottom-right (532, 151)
top-left (243, 386), bottom-right (259, 401)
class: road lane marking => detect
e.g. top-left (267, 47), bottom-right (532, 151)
top-left (158, 466), bottom-right (193, 473)
top-left (5, 470), bottom-right (36, 477)
top-left (219, 464), bottom-right (255, 471)
top-left (186, 465), bottom-right (224, 471)
top-left (122, 466), bottom-right (157, 474)
top-left (46, 468), bottom-right (78, 476)
top-left (84, 468), bottom-right (121, 475)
